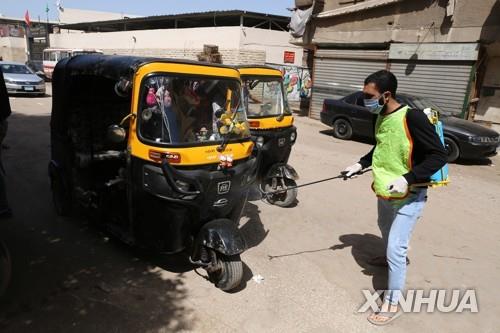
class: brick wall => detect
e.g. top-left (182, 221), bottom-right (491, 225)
top-left (103, 48), bottom-right (266, 65)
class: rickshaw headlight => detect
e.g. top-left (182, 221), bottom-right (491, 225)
top-left (256, 136), bottom-right (264, 147)
top-left (290, 132), bottom-right (297, 142)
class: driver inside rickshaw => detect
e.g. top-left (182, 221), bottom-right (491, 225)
top-left (243, 79), bottom-right (288, 117)
top-left (140, 75), bottom-right (249, 145)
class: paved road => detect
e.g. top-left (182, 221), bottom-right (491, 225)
top-left (0, 85), bottom-right (499, 332)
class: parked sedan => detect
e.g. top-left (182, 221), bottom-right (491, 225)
top-left (320, 91), bottom-right (500, 162)
top-left (0, 61), bottom-right (46, 96)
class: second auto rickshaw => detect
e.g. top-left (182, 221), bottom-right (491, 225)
top-left (238, 66), bottom-right (299, 207)
top-left (49, 55), bottom-right (257, 291)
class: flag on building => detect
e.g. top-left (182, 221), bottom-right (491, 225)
top-left (56, 0), bottom-right (64, 12)
top-left (24, 10), bottom-right (31, 27)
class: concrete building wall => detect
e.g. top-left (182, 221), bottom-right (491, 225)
top-left (0, 37), bottom-right (26, 62)
top-left (475, 42), bottom-right (500, 131)
top-left (50, 26), bottom-right (299, 66)
top-left (240, 28), bottom-right (303, 66)
top-left (50, 27), bottom-right (242, 50)
top-left (101, 48), bottom-right (265, 66)
top-left (311, 0), bottom-right (498, 44)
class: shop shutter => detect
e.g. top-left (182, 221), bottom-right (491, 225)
top-left (310, 49), bottom-right (388, 120)
top-left (389, 60), bottom-right (474, 115)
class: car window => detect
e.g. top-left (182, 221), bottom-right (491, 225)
top-left (343, 94), bottom-right (357, 105)
top-left (343, 92), bottom-right (365, 107)
top-left (0, 64), bottom-right (33, 74)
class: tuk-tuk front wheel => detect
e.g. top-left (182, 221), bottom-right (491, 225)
top-left (207, 254), bottom-right (243, 292)
top-left (263, 178), bottom-right (298, 207)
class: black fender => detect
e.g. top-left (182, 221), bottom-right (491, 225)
top-left (194, 219), bottom-right (247, 257)
top-left (265, 163), bottom-right (299, 181)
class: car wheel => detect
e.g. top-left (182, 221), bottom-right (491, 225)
top-left (332, 119), bottom-right (353, 140)
top-left (444, 137), bottom-right (460, 162)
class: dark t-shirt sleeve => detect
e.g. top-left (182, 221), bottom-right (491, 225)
top-left (358, 146), bottom-right (375, 169)
top-left (403, 109), bottom-right (447, 184)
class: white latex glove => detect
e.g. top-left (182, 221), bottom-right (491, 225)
top-left (387, 176), bottom-right (408, 194)
top-left (342, 162), bottom-right (363, 178)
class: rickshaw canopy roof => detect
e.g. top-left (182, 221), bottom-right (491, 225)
top-left (55, 54), bottom-right (238, 83)
top-left (237, 65), bottom-right (283, 79)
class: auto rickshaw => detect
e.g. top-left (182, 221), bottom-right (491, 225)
top-left (49, 55), bottom-right (257, 291)
top-left (0, 238), bottom-right (10, 297)
top-left (238, 66), bottom-right (298, 207)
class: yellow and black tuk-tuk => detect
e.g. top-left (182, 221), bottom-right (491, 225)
top-left (49, 55), bottom-right (257, 291)
top-left (238, 66), bottom-right (298, 207)
top-left (0, 239), bottom-right (10, 297)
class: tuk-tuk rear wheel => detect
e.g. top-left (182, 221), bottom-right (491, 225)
top-left (207, 254), bottom-right (243, 292)
top-left (263, 178), bottom-right (298, 207)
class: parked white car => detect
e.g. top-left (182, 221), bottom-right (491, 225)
top-left (0, 61), bottom-right (46, 96)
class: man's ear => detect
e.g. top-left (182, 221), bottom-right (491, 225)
top-left (384, 91), bottom-right (392, 102)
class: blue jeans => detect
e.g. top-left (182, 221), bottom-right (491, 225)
top-left (377, 188), bottom-right (427, 305)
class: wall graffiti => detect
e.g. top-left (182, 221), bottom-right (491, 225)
top-left (268, 64), bottom-right (312, 102)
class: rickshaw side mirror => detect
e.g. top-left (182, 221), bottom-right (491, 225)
top-left (107, 125), bottom-right (127, 143)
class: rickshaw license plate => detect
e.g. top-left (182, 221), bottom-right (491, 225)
top-left (278, 137), bottom-right (286, 147)
top-left (217, 181), bottom-right (231, 195)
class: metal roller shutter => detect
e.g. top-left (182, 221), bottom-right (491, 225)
top-left (389, 60), bottom-right (473, 116)
top-left (310, 49), bottom-right (388, 120)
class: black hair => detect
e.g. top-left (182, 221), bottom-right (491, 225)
top-left (364, 70), bottom-right (398, 96)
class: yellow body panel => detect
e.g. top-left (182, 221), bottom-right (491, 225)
top-left (248, 115), bottom-right (294, 130)
top-left (136, 141), bottom-right (255, 166)
top-left (238, 67), bottom-right (282, 78)
top-left (128, 62), bottom-right (253, 165)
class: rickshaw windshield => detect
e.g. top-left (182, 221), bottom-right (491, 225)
top-left (243, 78), bottom-right (290, 118)
top-left (139, 75), bottom-right (249, 145)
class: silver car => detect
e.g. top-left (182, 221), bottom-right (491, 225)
top-left (1, 61), bottom-right (46, 96)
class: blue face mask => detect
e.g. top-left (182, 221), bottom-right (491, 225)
top-left (364, 95), bottom-right (386, 114)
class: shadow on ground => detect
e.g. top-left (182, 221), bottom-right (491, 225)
top-left (454, 157), bottom-right (494, 166)
top-left (266, 233), bottom-right (388, 292)
top-left (239, 201), bottom-right (269, 250)
top-left (331, 233), bottom-right (388, 292)
top-left (0, 113), bottom-right (193, 332)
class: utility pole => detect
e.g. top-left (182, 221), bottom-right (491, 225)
top-left (45, 3), bottom-right (50, 47)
